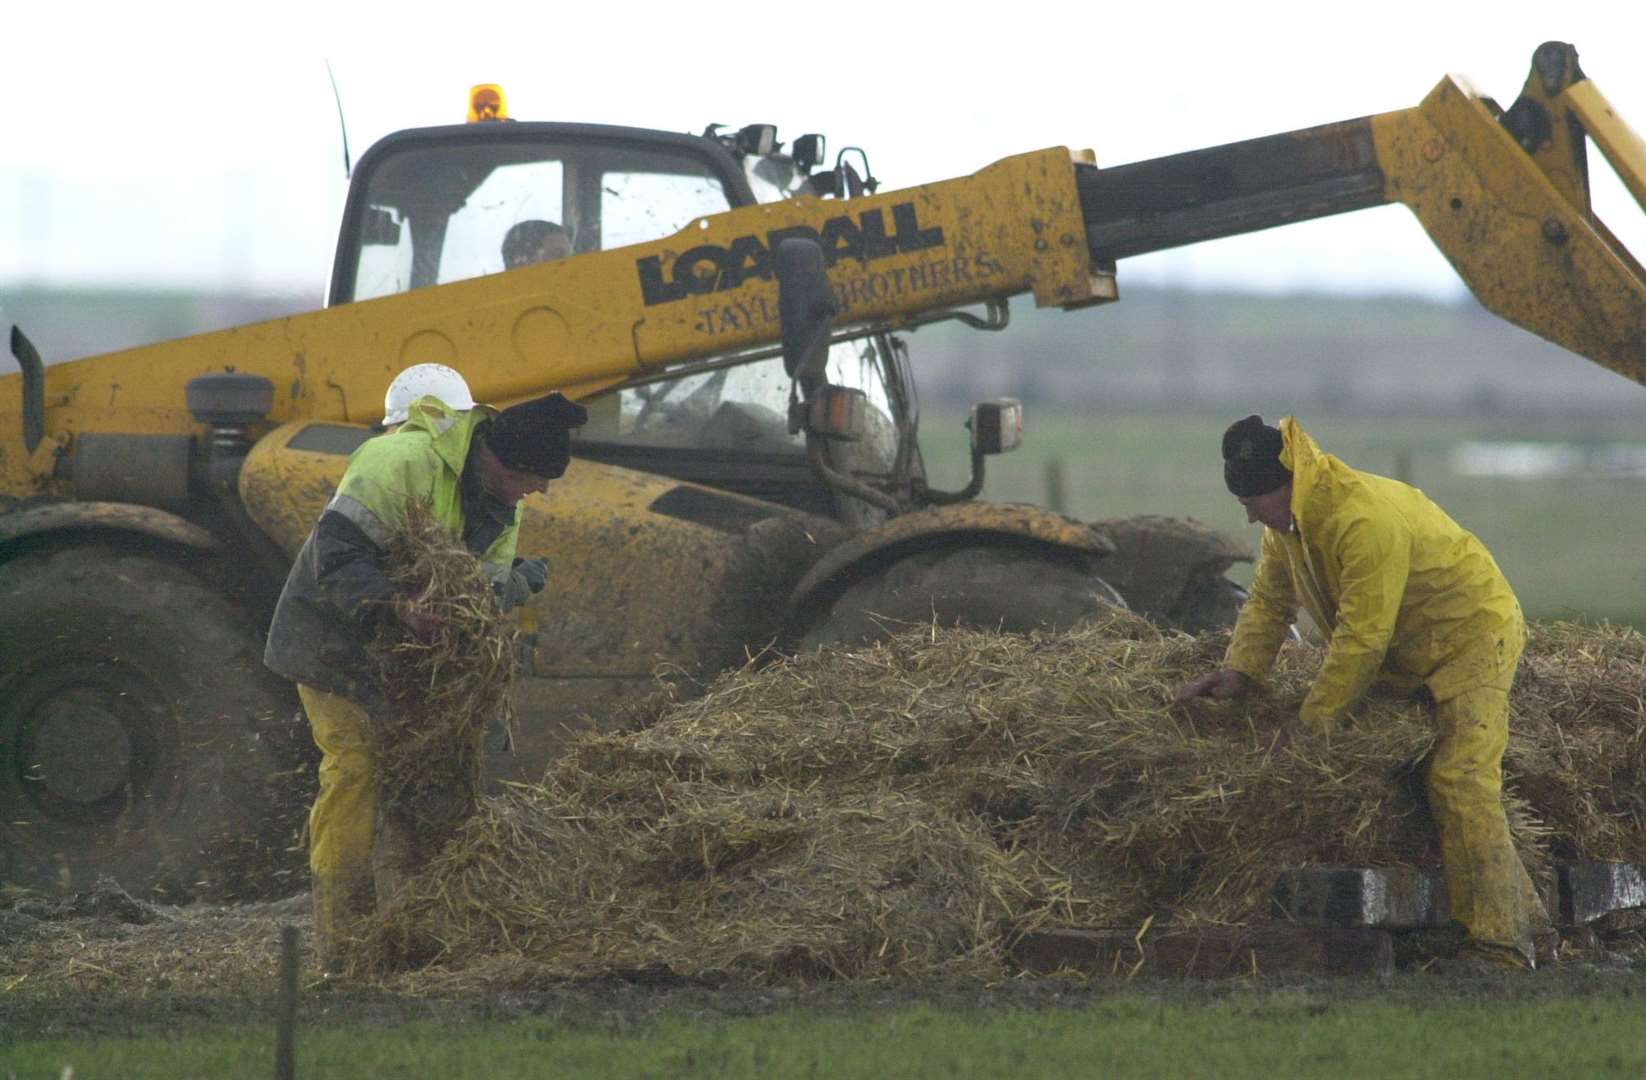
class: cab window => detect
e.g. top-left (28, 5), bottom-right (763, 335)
top-left (342, 137), bottom-right (734, 302)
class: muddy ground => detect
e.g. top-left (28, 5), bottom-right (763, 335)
top-left (4, 890), bottom-right (1643, 1044)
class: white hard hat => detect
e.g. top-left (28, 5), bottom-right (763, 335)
top-left (382, 363), bottom-right (476, 425)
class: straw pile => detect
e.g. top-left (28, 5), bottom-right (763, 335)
top-left (350, 611), bottom-right (1646, 985)
top-left (366, 501), bottom-right (517, 886)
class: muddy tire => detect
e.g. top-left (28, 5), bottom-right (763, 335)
top-left (799, 544), bottom-right (1126, 650)
top-left (1088, 515), bottom-right (1252, 634)
top-left (0, 546), bottom-right (308, 901)
top-left (1171, 574), bottom-right (1250, 636)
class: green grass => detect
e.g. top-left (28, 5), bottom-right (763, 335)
top-left (9, 992), bottom-right (1646, 1078)
top-left (920, 410), bottom-right (1646, 628)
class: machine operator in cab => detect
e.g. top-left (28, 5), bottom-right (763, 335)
top-left (501, 219), bottom-right (574, 269)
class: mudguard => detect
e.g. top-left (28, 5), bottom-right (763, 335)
top-left (789, 501), bottom-right (1115, 616)
top-left (238, 421), bottom-right (365, 558)
top-left (0, 500), bottom-right (219, 554)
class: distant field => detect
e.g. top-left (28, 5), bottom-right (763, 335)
top-left (920, 410), bottom-right (1646, 629)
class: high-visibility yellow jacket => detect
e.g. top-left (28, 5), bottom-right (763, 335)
top-left (264, 396), bottom-right (519, 703)
top-left (1225, 417), bottom-right (1524, 732)
top-left (327, 397), bottom-right (519, 584)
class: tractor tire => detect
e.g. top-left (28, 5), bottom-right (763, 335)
top-left (799, 543), bottom-right (1126, 650)
top-left (0, 545), bottom-right (309, 902)
top-left (1171, 573), bottom-right (1250, 636)
top-left (1087, 514), bottom-right (1253, 634)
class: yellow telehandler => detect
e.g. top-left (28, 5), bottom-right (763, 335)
top-left (1, 42), bottom-right (1641, 899)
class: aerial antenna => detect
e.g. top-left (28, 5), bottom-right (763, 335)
top-left (324, 59), bottom-right (352, 179)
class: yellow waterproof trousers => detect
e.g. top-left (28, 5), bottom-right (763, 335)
top-left (297, 684), bottom-right (377, 965)
top-left (1427, 666), bottom-right (1546, 966)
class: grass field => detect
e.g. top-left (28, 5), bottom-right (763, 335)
top-left (8, 978), bottom-right (1646, 1079)
top-left (920, 410), bottom-right (1646, 628)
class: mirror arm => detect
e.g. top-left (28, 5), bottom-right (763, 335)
top-left (916, 446), bottom-right (986, 506)
top-left (805, 435), bottom-right (903, 514)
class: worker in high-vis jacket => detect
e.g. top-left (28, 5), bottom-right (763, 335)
top-left (264, 390), bottom-right (587, 970)
top-left (1176, 415), bottom-right (1547, 969)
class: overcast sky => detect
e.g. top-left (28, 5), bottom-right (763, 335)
top-left (3, 1), bottom-right (1642, 303)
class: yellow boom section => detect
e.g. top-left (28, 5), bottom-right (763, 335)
top-left (1072, 48), bottom-right (1646, 386)
top-left (0, 147), bottom-right (1105, 495)
top-left (1372, 76), bottom-right (1646, 383)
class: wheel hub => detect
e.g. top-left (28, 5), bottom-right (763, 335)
top-left (29, 689), bottom-right (134, 803)
top-left (2, 655), bottom-right (175, 851)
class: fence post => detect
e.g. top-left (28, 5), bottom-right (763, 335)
top-left (276, 924), bottom-right (298, 1080)
top-left (1044, 458), bottom-right (1068, 514)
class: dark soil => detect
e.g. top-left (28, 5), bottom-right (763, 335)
top-left (4, 887), bottom-right (1642, 1044)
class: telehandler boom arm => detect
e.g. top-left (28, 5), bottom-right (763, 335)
top-left (1079, 40), bottom-right (1646, 383)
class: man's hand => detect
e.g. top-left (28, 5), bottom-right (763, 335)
top-left (514, 557), bottom-right (548, 594)
top-left (1174, 668), bottom-right (1256, 703)
top-left (393, 595), bottom-right (446, 642)
top-left (1266, 709), bottom-right (1333, 758)
top-left (498, 558), bottom-right (548, 612)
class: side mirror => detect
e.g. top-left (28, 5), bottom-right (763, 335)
top-left (792, 133), bottom-right (826, 172)
top-left (736, 123), bottom-right (778, 157)
top-left (773, 237), bottom-right (838, 391)
top-left (362, 207), bottom-right (402, 246)
top-left (968, 399), bottom-right (1024, 456)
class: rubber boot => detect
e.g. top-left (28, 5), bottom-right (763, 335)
top-left (298, 684), bottom-right (380, 972)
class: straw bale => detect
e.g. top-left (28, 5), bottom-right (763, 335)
top-left (350, 611), bottom-right (1646, 985)
top-left (1506, 621), bottom-right (1646, 861)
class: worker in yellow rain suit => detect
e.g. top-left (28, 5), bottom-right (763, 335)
top-left (264, 390), bottom-right (586, 971)
top-left (1176, 415), bottom-right (1547, 969)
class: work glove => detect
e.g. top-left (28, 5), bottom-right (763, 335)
top-left (498, 557), bottom-right (549, 612)
top-left (514, 557), bottom-right (549, 593)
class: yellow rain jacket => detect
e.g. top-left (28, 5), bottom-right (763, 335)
top-left (1225, 417), bottom-right (1524, 732)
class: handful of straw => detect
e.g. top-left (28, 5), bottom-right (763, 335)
top-left (365, 500), bottom-right (518, 886)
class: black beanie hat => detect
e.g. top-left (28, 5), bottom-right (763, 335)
top-left (484, 392), bottom-right (589, 479)
top-left (1222, 415), bottom-right (1291, 497)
